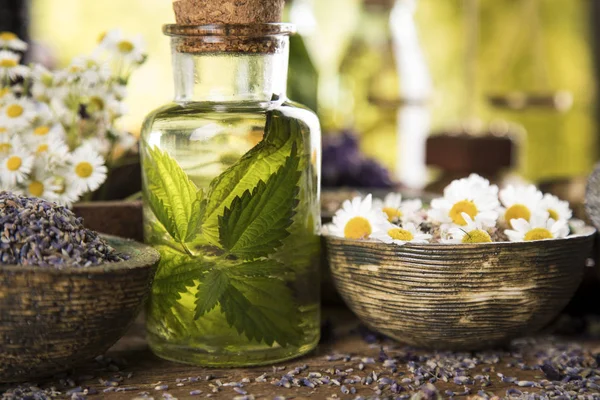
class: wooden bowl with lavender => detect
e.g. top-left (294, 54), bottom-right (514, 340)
top-left (0, 194), bottom-right (160, 382)
top-left (326, 231), bottom-right (595, 350)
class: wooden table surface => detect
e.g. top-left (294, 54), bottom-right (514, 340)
top-left (3, 309), bottom-right (600, 399)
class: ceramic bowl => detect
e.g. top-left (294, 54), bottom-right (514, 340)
top-left (325, 228), bottom-right (595, 350)
top-left (0, 235), bottom-right (159, 382)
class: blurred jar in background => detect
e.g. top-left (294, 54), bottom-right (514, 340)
top-left (288, 0), bottom-right (432, 189)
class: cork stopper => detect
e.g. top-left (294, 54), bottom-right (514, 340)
top-left (173, 0), bottom-right (285, 25)
top-left (169, 0), bottom-right (287, 53)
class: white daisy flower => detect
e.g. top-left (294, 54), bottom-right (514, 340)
top-left (101, 30), bottom-right (146, 64)
top-left (52, 175), bottom-right (84, 207)
top-left (69, 55), bottom-right (111, 85)
top-left (0, 50), bottom-right (29, 79)
top-left (33, 137), bottom-right (69, 170)
top-left (22, 172), bottom-right (60, 201)
top-left (26, 122), bottom-right (65, 145)
top-left (504, 212), bottom-right (569, 242)
top-left (0, 146), bottom-right (33, 185)
top-left (498, 184), bottom-right (544, 228)
top-left (372, 222), bottom-right (432, 245)
top-left (0, 32), bottom-right (27, 51)
top-left (0, 95), bottom-right (36, 129)
top-left (540, 193), bottom-right (572, 222)
top-left (373, 193), bottom-right (424, 225)
top-left (442, 213), bottom-right (493, 244)
top-left (327, 194), bottom-right (389, 240)
top-left (67, 145), bottom-right (107, 193)
top-left (428, 173), bottom-right (499, 228)
top-left (0, 135), bottom-right (21, 157)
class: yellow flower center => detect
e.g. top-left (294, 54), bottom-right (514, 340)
top-left (0, 32), bottom-right (17, 41)
top-left (449, 200), bottom-right (478, 226)
top-left (89, 96), bottom-right (105, 111)
top-left (6, 104), bottom-right (23, 118)
top-left (0, 59), bottom-right (16, 68)
top-left (388, 228), bottom-right (414, 242)
top-left (0, 88), bottom-right (8, 98)
top-left (34, 126), bottom-right (50, 136)
top-left (69, 65), bottom-right (82, 73)
top-left (504, 204), bottom-right (531, 228)
top-left (461, 229), bottom-right (492, 244)
top-left (524, 228), bottom-right (553, 241)
top-left (98, 31), bottom-right (107, 43)
top-left (383, 207), bottom-right (403, 222)
top-left (117, 40), bottom-right (134, 54)
top-left (0, 127), bottom-right (7, 134)
top-left (548, 209), bottom-right (559, 221)
top-left (344, 217), bottom-right (372, 240)
top-left (75, 161), bottom-right (94, 178)
top-left (6, 156), bottom-right (22, 171)
top-left (36, 144), bottom-right (49, 153)
top-left (28, 181), bottom-right (44, 197)
top-left (0, 142), bottom-right (11, 152)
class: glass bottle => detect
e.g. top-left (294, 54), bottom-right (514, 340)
top-left (140, 23), bottom-right (321, 367)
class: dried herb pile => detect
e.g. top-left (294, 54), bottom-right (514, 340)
top-left (0, 192), bottom-right (127, 267)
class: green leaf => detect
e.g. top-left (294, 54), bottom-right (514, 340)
top-left (228, 259), bottom-right (294, 279)
top-left (218, 144), bottom-right (301, 259)
top-left (144, 145), bottom-right (204, 243)
top-left (194, 269), bottom-right (229, 319)
top-left (151, 246), bottom-right (211, 305)
top-left (202, 112), bottom-right (305, 246)
top-left (218, 275), bottom-right (304, 347)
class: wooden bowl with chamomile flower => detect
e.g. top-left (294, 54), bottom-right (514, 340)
top-left (325, 188), bottom-right (596, 350)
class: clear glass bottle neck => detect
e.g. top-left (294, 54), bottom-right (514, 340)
top-left (171, 40), bottom-right (290, 104)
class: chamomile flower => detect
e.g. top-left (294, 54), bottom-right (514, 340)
top-left (428, 174), bottom-right (499, 228)
top-left (540, 193), bottom-right (572, 222)
top-left (327, 194), bottom-right (389, 240)
top-left (51, 176), bottom-right (83, 207)
top-left (26, 122), bottom-right (64, 145)
top-left (0, 50), bottom-right (28, 80)
top-left (373, 193), bottom-right (424, 224)
top-left (504, 212), bottom-right (569, 242)
top-left (0, 146), bottom-right (34, 185)
top-left (443, 213), bottom-right (493, 244)
top-left (33, 138), bottom-right (69, 170)
top-left (67, 145), bottom-right (107, 192)
top-left (22, 172), bottom-right (60, 200)
top-left (101, 30), bottom-right (146, 64)
top-left (0, 135), bottom-right (20, 157)
top-left (498, 184), bottom-right (544, 228)
top-left (0, 96), bottom-right (36, 129)
top-left (0, 32), bottom-right (27, 51)
top-left (68, 55), bottom-right (111, 85)
top-left (372, 222), bottom-right (432, 245)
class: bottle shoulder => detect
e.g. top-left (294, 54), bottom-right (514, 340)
top-left (141, 100), bottom-right (321, 135)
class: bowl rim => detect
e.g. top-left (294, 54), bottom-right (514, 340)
top-left (0, 234), bottom-right (160, 274)
top-left (323, 225), bottom-right (597, 249)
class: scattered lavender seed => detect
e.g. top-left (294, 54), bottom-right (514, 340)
top-left (189, 390), bottom-right (202, 396)
top-left (154, 385), bottom-right (168, 391)
top-left (233, 387), bottom-right (247, 395)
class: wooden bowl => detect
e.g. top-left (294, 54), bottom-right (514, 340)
top-left (0, 236), bottom-right (159, 382)
top-left (326, 229), bottom-right (595, 350)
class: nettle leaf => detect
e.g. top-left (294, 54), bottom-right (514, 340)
top-left (194, 269), bottom-right (229, 319)
top-left (151, 246), bottom-right (212, 307)
top-left (218, 144), bottom-right (301, 259)
top-left (202, 113), bottom-right (304, 246)
top-left (144, 146), bottom-right (204, 243)
top-left (219, 275), bottom-right (304, 347)
top-left (228, 259), bottom-right (294, 279)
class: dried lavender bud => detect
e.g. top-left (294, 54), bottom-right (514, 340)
top-left (0, 192), bottom-right (128, 267)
